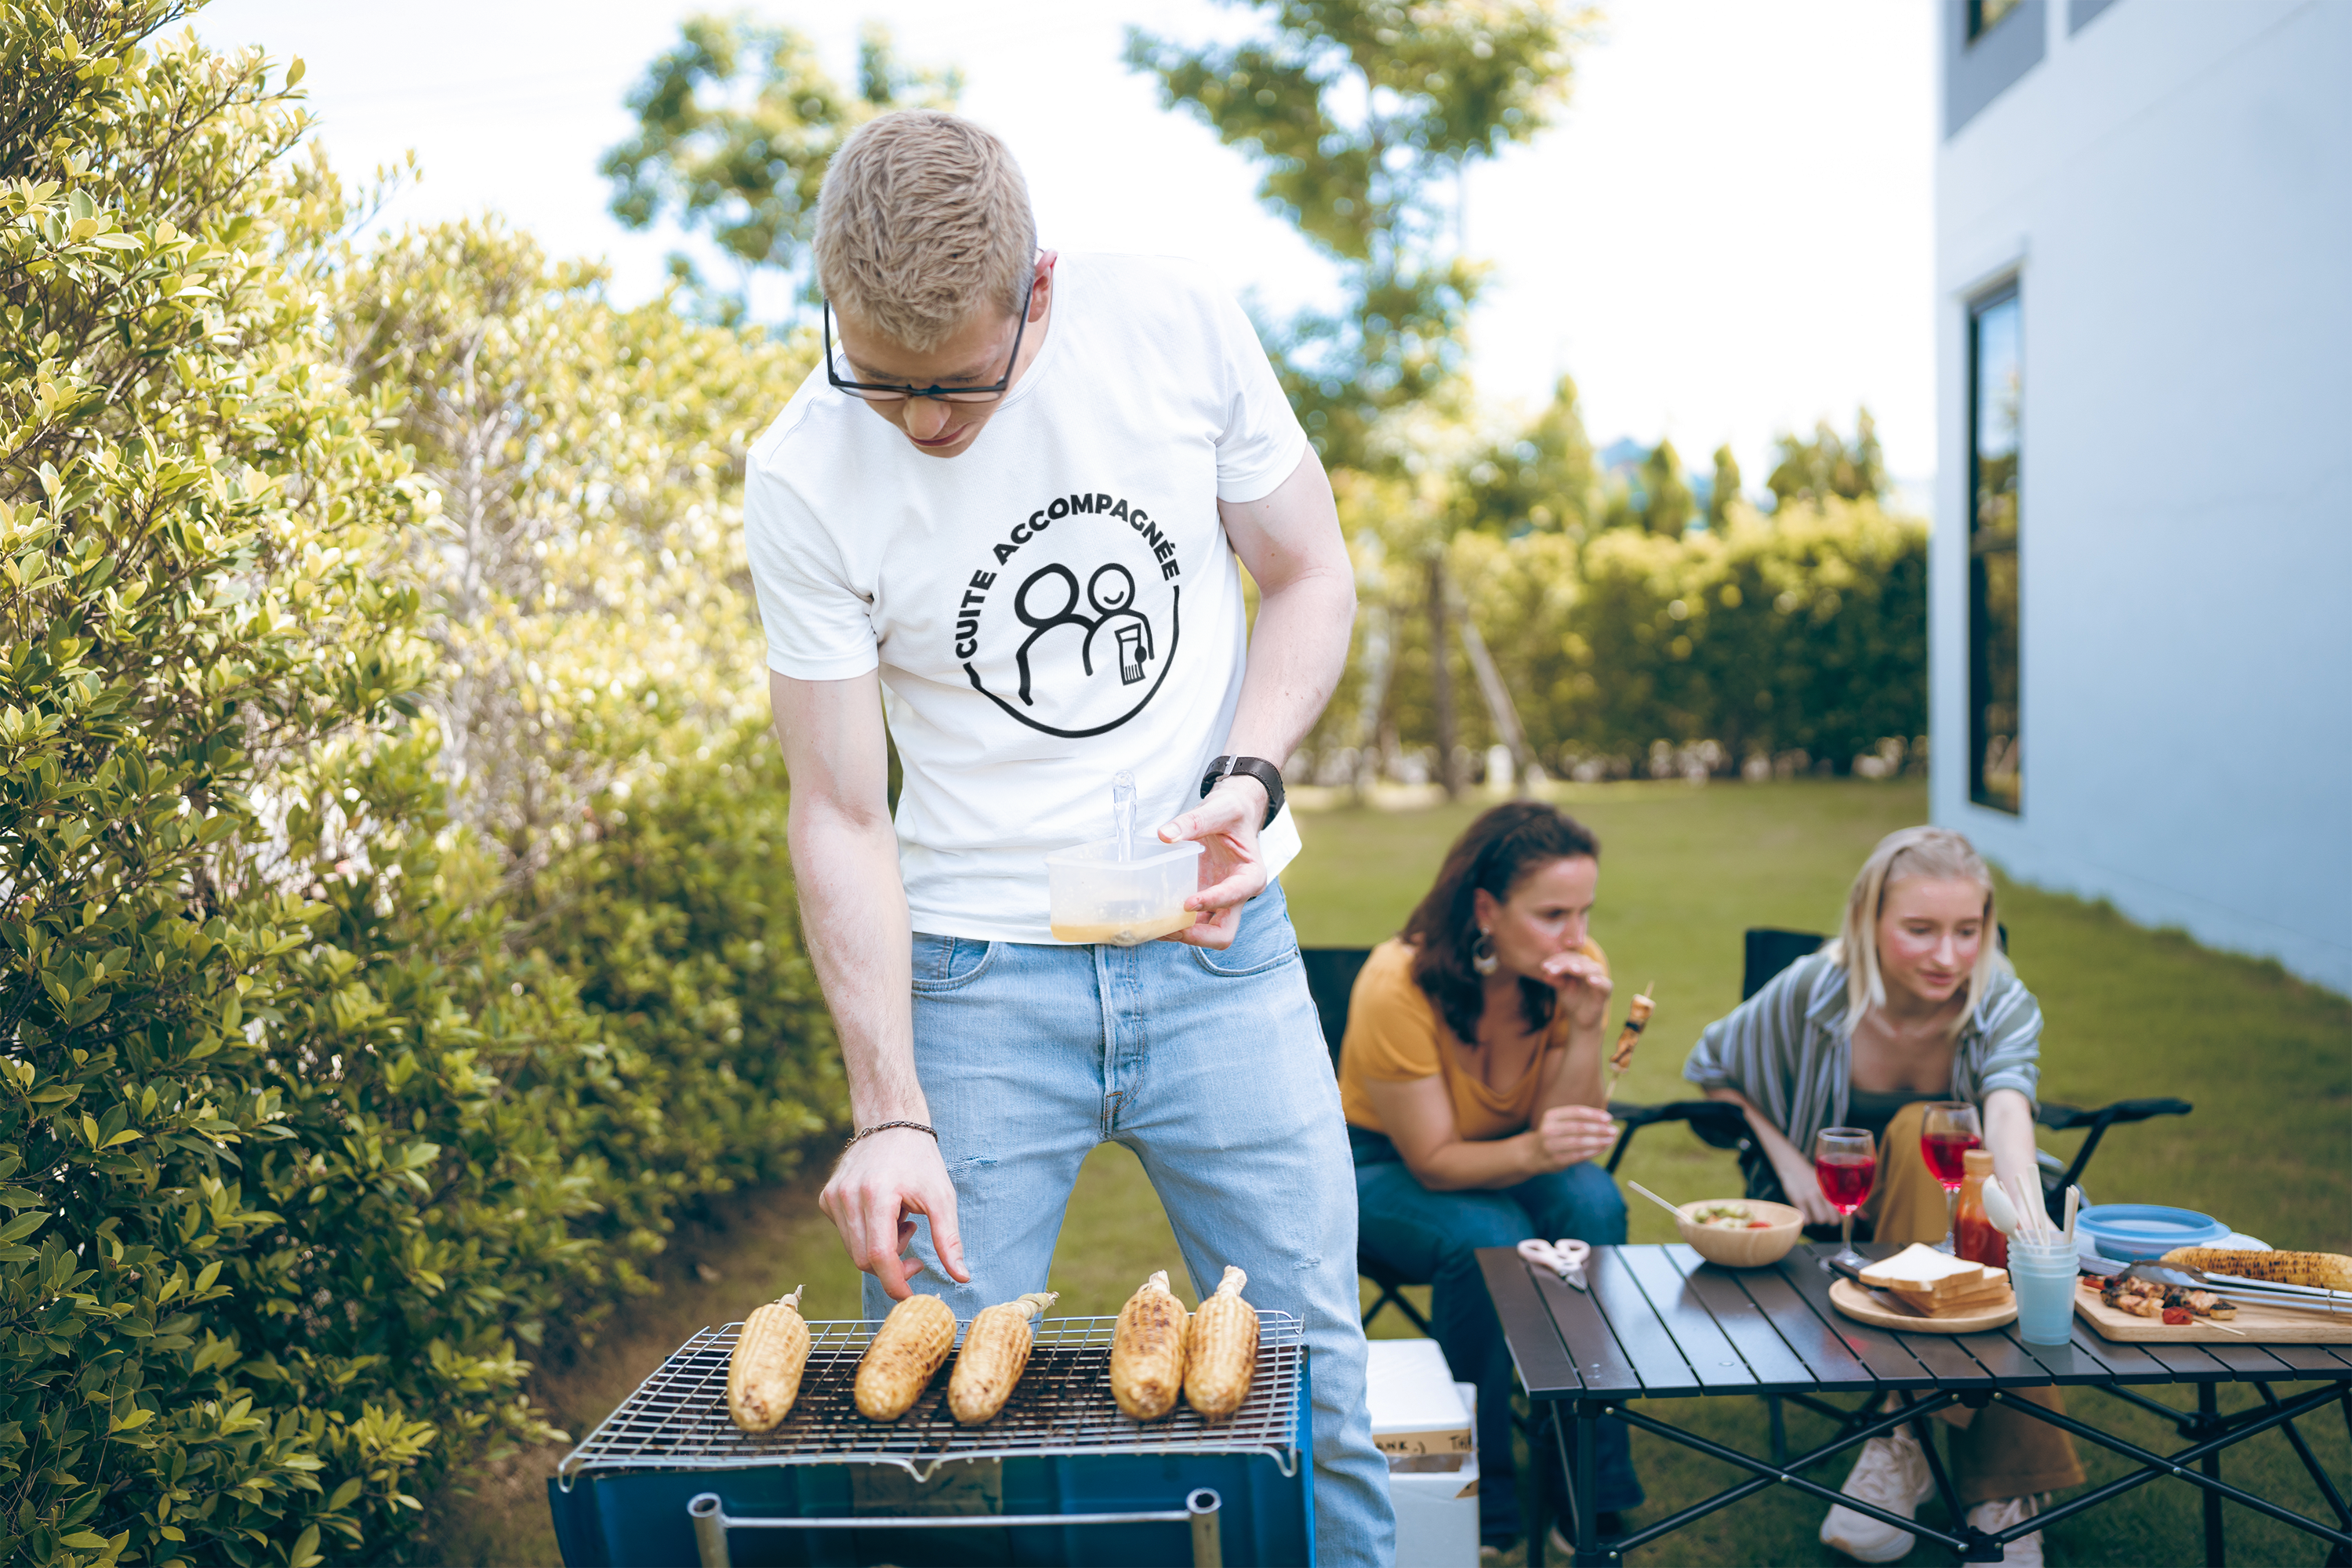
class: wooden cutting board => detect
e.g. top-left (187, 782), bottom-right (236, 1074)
top-left (1829, 1277), bottom-right (2017, 1334)
top-left (2074, 1281), bottom-right (2352, 1343)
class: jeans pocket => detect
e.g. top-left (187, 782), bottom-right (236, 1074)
top-left (1189, 887), bottom-right (1302, 978)
top-left (909, 933), bottom-right (999, 994)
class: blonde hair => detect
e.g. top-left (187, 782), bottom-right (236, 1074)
top-left (814, 109), bottom-right (1036, 353)
top-left (1823, 826), bottom-right (2005, 1036)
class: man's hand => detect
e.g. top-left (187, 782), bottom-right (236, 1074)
top-left (1524, 1104), bottom-right (1620, 1172)
top-left (1152, 775), bottom-right (1269, 950)
top-left (818, 1127), bottom-right (971, 1301)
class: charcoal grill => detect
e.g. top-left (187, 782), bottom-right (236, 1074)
top-left (547, 1313), bottom-right (1313, 1567)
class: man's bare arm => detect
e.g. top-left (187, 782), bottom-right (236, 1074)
top-left (771, 669), bottom-right (967, 1299)
top-left (1154, 445), bottom-right (1356, 946)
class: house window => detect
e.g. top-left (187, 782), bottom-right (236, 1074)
top-left (1970, 0), bottom-right (2024, 38)
top-left (1969, 285), bottom-right (2021, 814)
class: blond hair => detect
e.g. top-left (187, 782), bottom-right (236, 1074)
top-left (1823, 826), bottom-right (2005, 1036)
top-left (814, 109), bottom-right (1035, 353)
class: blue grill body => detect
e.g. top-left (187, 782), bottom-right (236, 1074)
top-left (547, 1316), bottom-right (1313, 1567)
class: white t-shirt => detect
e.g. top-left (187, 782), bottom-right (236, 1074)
top-left (744, 252), bottom-right (1308, 942)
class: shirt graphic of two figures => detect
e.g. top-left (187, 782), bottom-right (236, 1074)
top-left (1012, 561), bottom-right (1153, 707)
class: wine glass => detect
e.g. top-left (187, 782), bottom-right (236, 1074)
top-left (1813, 1127), bottom-right (1877, 1269)
top-left (1920, 1102), bottom-right (1984, 1254)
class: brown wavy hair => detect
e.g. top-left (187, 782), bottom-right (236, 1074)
top-left (1403, 800), bottom-right (1602, 1048)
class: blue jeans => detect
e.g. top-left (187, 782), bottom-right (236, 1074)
top-left (884, 880), bottom-right (1394, 1568)
top-left (1353, 1134), bottom-right (1643, 1544)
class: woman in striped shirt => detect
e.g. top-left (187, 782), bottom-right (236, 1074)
top-left (1684, 826), bottom-right (2081, 1566)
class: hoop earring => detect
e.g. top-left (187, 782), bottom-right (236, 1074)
top-left (1471, 928), bottom-right (1500, 978)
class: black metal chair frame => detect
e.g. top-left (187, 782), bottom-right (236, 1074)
top-left (1302, 934), bottom-right (2194, 1337)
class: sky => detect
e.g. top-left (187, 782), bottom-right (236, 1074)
top-left (191, 0), bottom-right (1936, 488)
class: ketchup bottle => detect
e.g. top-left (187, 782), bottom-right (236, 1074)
top-left (1954, 1147), bottom-right (2008, 1269)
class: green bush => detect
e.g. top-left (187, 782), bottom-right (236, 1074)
top-left (1313, 497), bottom-right (1928, 779)
top-left (0, 11), bottom-right (840, 1566)
top-left (1548, 498), bottom-right (1928, 767)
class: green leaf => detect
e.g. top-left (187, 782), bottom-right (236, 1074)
top-left (0, 1210), bottom-right (48, 1243)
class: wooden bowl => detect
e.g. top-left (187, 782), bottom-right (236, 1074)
top-left (1675, 1200), bottom-right (1806, 1268)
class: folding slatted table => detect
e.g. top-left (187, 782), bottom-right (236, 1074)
top-left (1479, 1241), bottom-right (2352, 1566)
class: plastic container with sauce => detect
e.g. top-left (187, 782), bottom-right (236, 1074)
top-left (1954, 1147), bottom-right (2008, 1271)
top-left (1045, 836), bottom-right (1203, 944)
top-left (1046, 771), bottom-right (1203, 946)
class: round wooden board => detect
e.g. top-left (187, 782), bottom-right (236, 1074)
top-left (1829, 1277), bottom-right (2018, 1334)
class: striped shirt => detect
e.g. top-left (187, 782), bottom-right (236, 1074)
top-left (1681, 950), bottom-right (2043, 1156)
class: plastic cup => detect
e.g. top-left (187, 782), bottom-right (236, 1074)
top-left (1046, 837), bottom-right (1204, 946)
top-left (2007, 1239), bottom-right (2078, 1346)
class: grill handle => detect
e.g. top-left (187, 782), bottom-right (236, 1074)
top-left (685, 1487), bottom-right (1225, 1567)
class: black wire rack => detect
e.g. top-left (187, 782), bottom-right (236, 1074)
top-left (558, 1313), bottom-right (1305, 1484)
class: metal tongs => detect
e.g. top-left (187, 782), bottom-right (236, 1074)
top-left (2081, 1257), bottom-right (2352, 1315)
top-left (1518, 1237), bottom-right (1591, 1291)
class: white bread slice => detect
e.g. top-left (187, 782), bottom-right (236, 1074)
top-left (1861, 1244), bottom-right (1991, 1302)
top-left (1893, 1272), bottom-right (2012, 1316)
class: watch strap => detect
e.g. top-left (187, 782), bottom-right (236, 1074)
top-left (1200, 754), bottom-right (1284, 830)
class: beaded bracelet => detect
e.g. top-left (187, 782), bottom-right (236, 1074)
top-left (844, 1119), bottom-right (938, 1150)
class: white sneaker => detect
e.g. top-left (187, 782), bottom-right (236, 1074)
top-left (1965, 1494), bottom-right (2046, 1565)
top-left (1820, 1427), bottom-right (1935, 1563)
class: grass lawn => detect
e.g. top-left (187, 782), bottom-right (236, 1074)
top-left (427, 779), bottom-right (2350, 1566)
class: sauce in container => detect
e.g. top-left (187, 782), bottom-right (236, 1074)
top-left (1954, 1147), bottom-right (2008, 1269)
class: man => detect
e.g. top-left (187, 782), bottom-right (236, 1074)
top-left (744, 110), bottom-right (1393, 1563)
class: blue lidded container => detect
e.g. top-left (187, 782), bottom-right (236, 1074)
top-left (2075, 1204), bottom-right (2230, 1262)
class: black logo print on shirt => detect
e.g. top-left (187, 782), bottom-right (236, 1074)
top-left (954, 489), bottom-right (1182, 739)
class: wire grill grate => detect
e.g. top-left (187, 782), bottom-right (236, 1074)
top-left (559, 1313), bottom-right (1304, 1483)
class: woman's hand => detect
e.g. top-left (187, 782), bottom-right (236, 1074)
top-left (1769, 1143), bottom-right (1842, 1227)
top-left (1536, 947), bottom-right (1613, 1032)
top-left (1520, 1104), bottom-right (1619, 1174)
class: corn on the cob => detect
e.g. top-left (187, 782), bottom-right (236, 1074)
top-left (727, 1287), bottom-right (811, 1433)
top-left (1109, 1269), bottom-right (1188, 1421)
top-left (2160, 1249), bottom-right (2352, 1293)
top-left (1183, 1266), bottom-right (1258, 1421)
top-left (947, 1291), bottom-right (1058, 1425)
top-left (854, 1293), bottom-right (957, 1421)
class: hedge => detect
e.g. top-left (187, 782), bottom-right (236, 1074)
top-left (0, 11), bottom-right (837, 1566)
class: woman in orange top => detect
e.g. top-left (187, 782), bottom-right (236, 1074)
top-left (1340, 801), bottom-right (1639, 1552)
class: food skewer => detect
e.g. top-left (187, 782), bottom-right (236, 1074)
top-left (1607, 984), bottom-right (1655, 1086)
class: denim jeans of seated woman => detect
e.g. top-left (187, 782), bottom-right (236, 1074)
top-left (1352, 1128), bottom-right (1642, 1546)
top-left (884, 881), bottom-right (1392, 1568)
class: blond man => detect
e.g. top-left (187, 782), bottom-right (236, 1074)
top-left (744, 111), bottom-right (1392, 1563)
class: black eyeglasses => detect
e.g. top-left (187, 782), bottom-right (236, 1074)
top-left (823, 273), bottom-right (1037, 405)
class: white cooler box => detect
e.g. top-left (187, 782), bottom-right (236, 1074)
top-left (1365, 1339), bottom-right (1479, 1568)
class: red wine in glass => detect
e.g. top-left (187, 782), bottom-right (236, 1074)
top-left (1920, 1131), bottom-right (1980, 1185)
top-left (1920, 1102), bottom-right (1984, 1253)
top-left (1818, 1156), bottom-right (1877, 1210)
top-left (1813, 1127), bottom-right (1876, 1268)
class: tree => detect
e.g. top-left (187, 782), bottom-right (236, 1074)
top-left (1641, 437), bottom-right (1695, 536)
top-left (1708, 442), bottom-right (1742, 528)
top-left (1455, 375), bottom-right (1603, 538)
top-left (1127, 0), bottom-right (1593, 796)
top-left (1126, 1), bottom-right (1592, 474)
top-left (601, 16), bottom-right (956, 320)
top-left (1766, 405), bottom-right (1887, 509)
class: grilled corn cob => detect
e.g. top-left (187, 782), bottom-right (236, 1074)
top-left (726, 1286), bottom-right (810, 1432)
top-left (2159, 1249), bottom-right (2352, 1293)
top-left (854, 1293), bottom-right (958, 1421)
top-left (1109, 1269), bottom-right (1188, 1421)
top-left (1183, 1266), bottom-right (1258, 1421)
top-left (947, 1291), bottom-right (1058, 1425)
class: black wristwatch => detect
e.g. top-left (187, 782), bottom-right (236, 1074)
top-left (1200, 755), bottom-right (1285, 829)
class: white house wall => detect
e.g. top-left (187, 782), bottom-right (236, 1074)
top-left (1931, 0), bottom-right (2352, 993)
